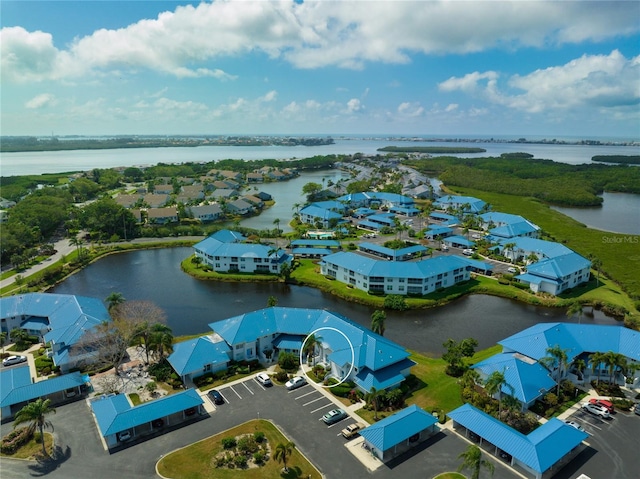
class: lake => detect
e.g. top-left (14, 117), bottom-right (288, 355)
top-left (50, 247), bottom-right (621, 356)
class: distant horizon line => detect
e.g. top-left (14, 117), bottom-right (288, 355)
top-left (3, 133), bottom-right (639, 143)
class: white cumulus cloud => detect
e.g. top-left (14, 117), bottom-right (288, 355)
top-left (25, 93), bottom-right (57, 109)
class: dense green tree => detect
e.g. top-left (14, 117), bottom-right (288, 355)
top-left (302, 182), bottom-right (323, 201)
top-left (79, 197), bottom-right (137, 239)
top-left (123, 167), bottom-right (144, 181)
top-left (68, 177), bottom-right (101, 202)
top-left (442, 338), bottom-right (478, 377)
top-left (13, 398), bottom-right (56, 456)
top-left (365, 387), bottom-right (384, 420)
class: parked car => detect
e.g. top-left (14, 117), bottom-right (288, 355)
top-left (117, 430), bottom-right (132, 442)
top-left (589, 398), bottom-right (614, 413)
top-left (322, 408), bottom-right (347, 425)
top-left (462, 249), bottom-right (474, 256)
top-left (2, 355), bottom-right (27, 367)
top-left (341, 422), bottom-right (365, 439)
top-left (184, 407), bottom-right (197, 416)
top-left (634, 403), bottom-right (640, 416)
top-left (255, 372), bottom-right (272, 386)
top-left (582, 402), bottom-right (610, 418)
top-left (564, 420), bottom-right (586, 432)
top-left (285, 376), bottom-right (307, 390)
top-left (507, 267), bottom-right (518, 274)
top-left (208, 389), bottom-right (224, 405)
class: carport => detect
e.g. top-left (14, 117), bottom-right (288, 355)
top-left (358, 405), bottom-right (439, 462)
top-left (90, 388), bottom-right (204, 449)
top-left (448, 404), bottom-right (588, 479)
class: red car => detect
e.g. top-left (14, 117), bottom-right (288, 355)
top-left (589, 398), bottom-right (614, 413)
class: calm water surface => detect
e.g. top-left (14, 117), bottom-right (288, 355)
top-left (50, 248), bottom-right (621, 356)
top-left (3, 139), bottom-right (639, 177)
top-left (551, 192), bottom-right (640, 235)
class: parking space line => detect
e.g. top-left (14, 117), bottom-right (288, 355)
top-left (229, 385), bottom-right (242, 399)
top-left (295, 390), bottom-right (317, 400)
top-left (303, 396), bottom-right (326, 407)
top-left (288, 385), bottom-right (309, 393)
top-left (241, 381), bottom-right (255, 395)
top-left (253, 380), bottom-right (266, 391)
top-left (310, 403), bottom-right (334, 414)
top-left (219, 391), bottom-right (229, 403)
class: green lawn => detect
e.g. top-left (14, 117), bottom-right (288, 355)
top-left (156, 420), bottom-right (321, 479)
top-left (356, 345), bottom-right (501, 423)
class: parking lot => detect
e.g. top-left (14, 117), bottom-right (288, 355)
top-left (2, 374), bottom-right (637, 479)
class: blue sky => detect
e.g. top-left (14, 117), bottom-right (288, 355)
top-left (1, 0), bottom-right (639, 138)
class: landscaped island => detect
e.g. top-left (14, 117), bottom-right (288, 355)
top-left (377, 145), bottom-right (486, 154)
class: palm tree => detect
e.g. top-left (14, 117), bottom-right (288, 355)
top-left (458, 444), bottom-right (495, 479)
top-left (503, 242), bottom-right (517, 262)
top-left (588, 255), bottom-right (603, 286)
top-left (566, 301), bottom-right (584, 324)
top-left (602, 350), bottom-right (625, 385)
top-left (541, 344), bottom-right (570, 395)
top-left (302, 333), bottom-right (323, 366)
top-left (589, 351), bottom-right (605, 385)
top-left (365, 387), bottom-right (384, 421)
top-left (13, 398), bottom-right (56, 456)
top-left (484, 370), bottom-right (509, 416)
top-left (10, 328), bottom-right (30, 349)
top-left (69, 236), bottom-right (85, 259)
top-left (105, 292), bottom-right (125, 312)
top-left (273, 441), bottom-right (295, 472)
top-left (571, 358), bottom-right (587, 382)
top-left (148, 323), bottom-right (174, 360)
top-left (273, 218), bottom-right (281, 237)
top-left (371, 310), bottom-right (386, 337)
top-left (0, 331), bottom-right (7, 354)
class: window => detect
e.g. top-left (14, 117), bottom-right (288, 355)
top-left (235, 343), bottom-right (244, 350)
top-left (398, 278), bottom-right (405, 283)
top-left (386, 285), bottom-right (393, 291)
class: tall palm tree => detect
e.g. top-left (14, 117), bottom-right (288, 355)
top-left (13, 398), bottom-right (56, 456)
top-left (571, 358), bottom-right (587, 382)
top-left (589, 351), bottom-right (605, 385)
top-left (371, 310), bottom-right (386, 337)
top-left (69, 236), bottom-right (85, 259)
top-left (302, 333), bottom-right (323, 366)
top-left (365, 387), bottom-right (384, 421)
top-left (484, 370), bottom-right (509, 416)
top-left (0, 331), bottom-right (7, 354)
top-left (105, 292), bottom-right (125, 312)
top-left (458, 444), bottom-right (495, 479)
top-left (541, 344), bottom-right (570, 395)
top-left (273, 441), bottom-right (295, 472)
top-left (602, 350), bottom-right (625, 385)
top-left (566, 301), bottom-right (584, 324)
top-left (148, 323), bottom-right (174, 360)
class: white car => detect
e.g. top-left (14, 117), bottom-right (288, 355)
top-left (117, 430), bottom-right (132, 442)
top-left (582, 402), bottom-right (610, 419)
top-left (2, 355), bottom-right (27, 367)
top-left (462, 249), bottom-right (474, 256)
top-left (564, 420), bottom-right (585, 432)
top-left (255, 372), bottom-right (272, 386)
top-left (507, 267), bottom-right (518, 274)
top-left (285, 376), bottom-right (307, 390)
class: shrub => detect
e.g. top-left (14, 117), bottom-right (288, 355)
top-left (253, 431), bottom-right (265, 443)
top-left (237, 436), bottom-right (258, 454)
top-left (0, 427), bottom-right (32, 455)
top-left (274, 370), bottom-right (289, 382)
top-left (221, 437), bottom-right (237, 449)
top-left (384, 294), bottom-right (408, 311)
top-left (233, 455), bottom-right (247, 468)
top-left (253, 451), bottom-right (264, 464)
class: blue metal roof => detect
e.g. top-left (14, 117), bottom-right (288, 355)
top-left (473, 353), bottom-right (556, 404)
top-left (495, 237), bottom-right (572, 259)
top-left (194, 238), bottom-right (289, 260)
top-left (168, 335), bottom-right (231, 376)
top-left (355, 358), bottom-right (416, 390)
top-left (322, 251), bottom-right (473, 281)
top-left (1, 366), bottom-right (86, 408)
top-left (338, 192), bottom-right (414, 207)
top-left (434, 195), bottom-right (487, 213)
top-left (366, 213), bottom-right (396, 225)
top-left (448, 404), bottom-right (587, 474)
top-left (425, 226), bottom-right (454, 236)
top-left (499, 323), bottom-right (640, 363)
top-left (299, 204), bottom-right (343, 220)
top-left (358, 242), bottom-right (427, 260)
top-left (272, 334), bottom-right (304, 350)
top-left (359, 405), bottom-right (438, 451)
top-left (358, 220), bottom-right (383, 230)
top-left (91, 389), bottom-right (203, 437)
top-left (525, 252), bottom-right (591, 280)
top-left (209, 229), bottom-right (246, 243)
top-left (443, 235), bottom-right (474, 247)
top-left (490, 221), bottom-right (539, 238)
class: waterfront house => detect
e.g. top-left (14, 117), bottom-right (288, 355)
top-left (187, 204), bottom-right (223, 222)
top-left (147, 207), bottom-right (178, 224)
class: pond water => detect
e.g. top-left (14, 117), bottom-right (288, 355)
top-left (551, 192), bottom-right (640, 235)
top-left (50, 247), bottom-right (621, 356)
